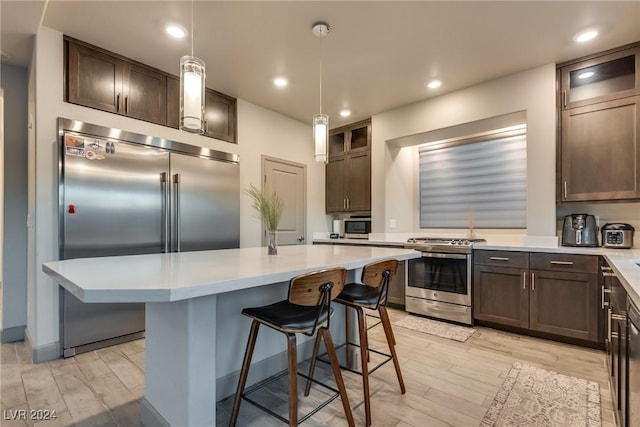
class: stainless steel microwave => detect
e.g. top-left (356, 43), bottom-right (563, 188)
top-left (344, 218), bottom-right (371, 239)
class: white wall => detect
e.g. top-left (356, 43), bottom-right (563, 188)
top-left (371, 64), bottom-right (557, 241)
top-left (29, 27), bottom-right (324, 354)
top-left (1, 64), bottom-right (29, 341)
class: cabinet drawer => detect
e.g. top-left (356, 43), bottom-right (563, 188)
top-left (529, 253), bottom-right (598, 274)
top-left (474, 250), bottom-right (529, 269)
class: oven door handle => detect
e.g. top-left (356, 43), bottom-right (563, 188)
top-left (419, 252), bottom-right (468, 260)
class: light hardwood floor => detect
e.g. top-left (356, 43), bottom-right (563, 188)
top-left (0, 308), bottom-right (617, 426)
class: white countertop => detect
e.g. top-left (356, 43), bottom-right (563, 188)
top-left (43, 245), bottom-right (421, 303)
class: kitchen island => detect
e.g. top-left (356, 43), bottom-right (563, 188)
top-left (43, 244), bottom-right (420, 426)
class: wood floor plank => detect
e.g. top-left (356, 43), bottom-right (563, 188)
top-left (1, 343), bottom-right (19, 364)
top-left (97, 350), bottom-right (144, 391)
top-left (21, 365), bottom-right (68, 416)
top-left (55, 372), bottom-right (115, 427)
top-left (1, 364), bottom-right (28, 408)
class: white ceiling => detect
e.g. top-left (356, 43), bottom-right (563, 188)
top-left (2, 1), bottom-right (640, 127)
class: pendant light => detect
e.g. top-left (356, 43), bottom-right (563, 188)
top-left (312, 22), bottom-right (330, 163)
top-left (180, 0), bottom-right (205, 133)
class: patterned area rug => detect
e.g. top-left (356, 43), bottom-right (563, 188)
top-left (393, 314), bottom-right (476, 342)
top-left (481, 363), bottom-right (601, 427)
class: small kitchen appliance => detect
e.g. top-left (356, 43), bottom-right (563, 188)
top-left (343, 217), bottom-right (371, 239)
top-left (561, 214), bottom-right (598, 247)
top-left (601, 223), bottom-right (635, 249)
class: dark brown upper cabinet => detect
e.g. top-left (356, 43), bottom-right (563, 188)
top-left (326, 119), bottom-right (372, 214)
top-left (558, 42), bottom-right (640, 202)
top-left (204, 89), bottom-right (237, 143)
top-left (67, 41), bottom-right (123, 114)
top-left (66, 39), bottom-right (166, 125)
top-left (166, 75), bottom-right (181, 129)
top-left (329, 119), bottom-right (371, 159)
top-left (65, 37), bottom-right (237, 143)
top-left (560, 45), bottom-right (639, 110)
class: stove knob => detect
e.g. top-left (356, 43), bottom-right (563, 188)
top-left (463, 240), bottom-right (470, 245)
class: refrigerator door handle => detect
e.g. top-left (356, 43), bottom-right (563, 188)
top-left (161, 172), bottom-right (169, 253)
top-left (173, 173), bottom-right (181, 252)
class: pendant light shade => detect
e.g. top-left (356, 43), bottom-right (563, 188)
top-left (313, 113), bottom-right (328, 163)
top-left (179, 0), bottom-right (205, 134)
top-left (180, 55), bottom-right (205, 133)
top-left (312, 22), bottom-right (330, 163)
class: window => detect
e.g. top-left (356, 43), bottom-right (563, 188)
top-left (419, 125), bottom-right (527, 229)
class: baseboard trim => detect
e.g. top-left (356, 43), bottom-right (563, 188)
top-left (140, 397), bottom-right (171, 427)
top-left (0, 325), bottom-right (25, 343)
top-left (25, 331), bottom-right (62, 363)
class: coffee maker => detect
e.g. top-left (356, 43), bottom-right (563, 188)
top-left (562, 214), bottom-right (598, 247)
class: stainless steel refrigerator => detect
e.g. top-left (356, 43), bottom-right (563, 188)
top-left (57, 118), bottom-right (240, 357)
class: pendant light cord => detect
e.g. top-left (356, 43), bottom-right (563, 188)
top-left (190, 0), bottom-right (194, 57)
top-left (319, 35), bottom-right (323, 115)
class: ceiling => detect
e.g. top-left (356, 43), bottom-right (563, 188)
top-left (2, 1), bottom-right (640, 127)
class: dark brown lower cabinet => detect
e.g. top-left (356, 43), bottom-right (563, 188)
top-left (529, 269), bottom-right (598, 341)
top-left (473, 265), bottom-right (528, 328)
top-left (473, 250), bottom-right (600, 345)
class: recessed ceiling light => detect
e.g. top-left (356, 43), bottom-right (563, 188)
top-left (339, 110), bottom-right (351, 117)
top-left (166, 24), bottom-right (186, 39)
top-left (427, 80), bottom-right (442, 89)
top-left (574, 30), bottom-right (598, 43)
top-left (578, 71), bottom-right (595, 79)
top-left (273, 77), bottom-right (288, 87)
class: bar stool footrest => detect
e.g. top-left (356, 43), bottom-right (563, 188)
top-left (241, 369), bottom-right (341, 425)
top-left (315, 342), bottom-right (393, 377)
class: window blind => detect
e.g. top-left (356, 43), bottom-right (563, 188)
top-left (419, 129), bottom-right (527, 229)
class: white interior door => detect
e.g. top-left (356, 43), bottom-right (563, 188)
top-left (263, 157), bottom-right (306, 246)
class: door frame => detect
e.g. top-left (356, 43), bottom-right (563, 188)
top-left (261, 155), bottom-right (307, 246)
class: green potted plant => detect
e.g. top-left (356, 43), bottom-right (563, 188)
top-left (245, 184), bottom-right (284, 255)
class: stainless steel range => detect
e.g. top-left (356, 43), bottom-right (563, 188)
top-left (404, 237), bottom-right (485, 325)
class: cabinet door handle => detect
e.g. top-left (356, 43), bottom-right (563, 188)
top-left (347, 198), bottom-right (350, 210)
top-left (550, 260), bottom-right (573, 266)
top-left (531, 273), bottom-right (535, 291)
top-left (601, 286), bottom-right (610, 309)
top-left (124, 96), bottom-right (128, 114)
top-left (490, 256), bottom-right (510, 261)
top-left (611, 313), bottom-right (627, 322)
top-left (343, 198), bottom-right (346, 210)
top-left (601, 266), bottom-right (612, 271)
top-left (563, 181), bottom-right (567, 199)
top-left (607, 308), bottom-right (612, 342)
top-left (116, 93), bottom-right (120, 112)
top-left (562, 90), bottom-right (567, 108)
top-left (522, 271), bottom-right (527, 290)
top-left (602, 272), bottom-right (616, 277)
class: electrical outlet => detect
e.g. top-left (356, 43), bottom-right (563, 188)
top-left (390, 219), bottom-right (397, 229)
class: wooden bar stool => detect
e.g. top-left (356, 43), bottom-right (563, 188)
top-left (229, 267), bottom-right (355, 427)
top-left (305, 259), bottom-right (405, 426)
